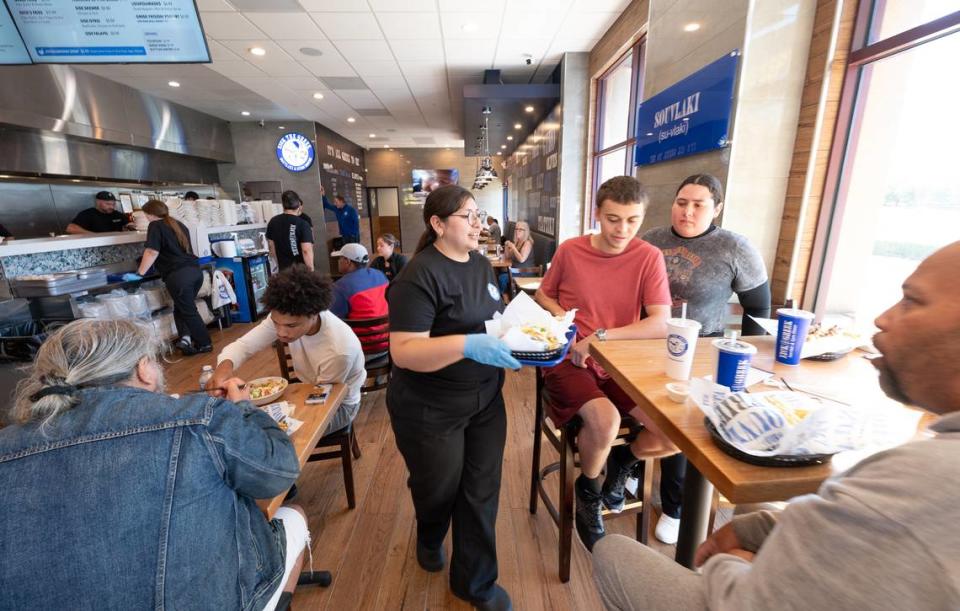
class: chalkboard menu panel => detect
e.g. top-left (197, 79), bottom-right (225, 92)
top-left (315, 122), bottom-right (366, 215)
top-left (506, 104), bottom-right (561, 238)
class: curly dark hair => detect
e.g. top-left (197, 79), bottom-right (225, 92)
top-left (261, 265), bottom-right (333, 316)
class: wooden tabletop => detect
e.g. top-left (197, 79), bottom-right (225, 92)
top-left (257, 382), bottom-right (346, 518)
top-left (486, 256), bottom-right (511, 269)
top-left (590, 336), bottom-right (927, 504)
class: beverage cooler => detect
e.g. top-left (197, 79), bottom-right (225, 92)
top-left (214, 254), bottom-right (270, 323)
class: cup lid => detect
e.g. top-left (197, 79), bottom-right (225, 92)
top-left (776, 308), bottom-right (815, 320)
top-left (711, 338), bottom-right (757, 355)
top-left (667, 318), bottom-right (702, 329)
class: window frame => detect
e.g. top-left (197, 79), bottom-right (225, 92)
top-left (803, 5), bottom-right (960, 312)
top-left (590, 38), bottom-right (646, 222)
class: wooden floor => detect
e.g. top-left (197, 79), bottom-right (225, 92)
top-left (166, 321), bottom-right (690, 610)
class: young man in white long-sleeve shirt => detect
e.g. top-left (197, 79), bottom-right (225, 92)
top-left (209, 266), bottom-right (366, 434)
top-left (592, 240), bottom-right (960, 611)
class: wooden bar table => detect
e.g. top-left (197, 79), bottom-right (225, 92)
top-left (258, 382), bottom-right (346, 518)
top-left (486, 255), bottom-right (511, 270)
top-left (590, 335), bottom-right (924, 568)
top-left (514, 276), bottom-right (543, 295)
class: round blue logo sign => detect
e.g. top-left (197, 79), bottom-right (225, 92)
top-left (487, 283), bottom-right (500, 301)
top-left (276, 133), bottom-right (315, 172)
top-left (667, 333), bottom-right (688, 357)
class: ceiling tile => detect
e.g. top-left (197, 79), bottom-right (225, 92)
top-left (196, 0), bottom-right (234, 11)
top-left (444, 38), bottom-right (496, 64)
top-left (572, 0), bottom-right (631, 11)
top-left (199, 12), bottom-right (264, 39)
top-left (206, 39), bottom-right (242, 61)
top-left (392, 38), bottom-right (444, 62)
top-left (333, 39), bottom-right (395, 62)
top-left (364, 75), bottom-right (409, 89)
top-left (378, 12), bottom-right (442, 40)
top-left (273, 39), bottom-right (344, 62)
top-left (369, 0), bottom-right (436, 11)
top-left (351, 60), bottom-right (403, 77)
top-left (271, 77), bottom-right (330, 91)
top-left (300, 56), bottom-right (357, 77)
top-left (242, 12), bottom-right (326, 39)
top-left (218, 39), bottom-right (292, 62)
top-left (557, 11), bottom-right (620, 39)
top-left (311, 12), bottom-right (383, 40)
top-left (546, 37), bottom-right (600, 58)
top-left (254, 59), bottom-right (314, 78)
top-left (230, 0), bottom-right (304, 12)
top-left (493, 38), bottom-right (550, 67)
top-left (439, 12), bottom-right (503, 40)
top-left (501, 9), bottom-right (567, 38)
top-left (298, 0), bottom-right (370, 11)
top-left (207, 60), bottom-right (267, 79)
top-left (321, 76), bottom-right (369, 89)
top-left (439, 0), bottom-right (506, 11)
top-left (337, 90), bottom-right (384, 107)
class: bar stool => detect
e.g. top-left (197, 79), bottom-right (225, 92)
top-left (529, 367), bottom-right (654, 582)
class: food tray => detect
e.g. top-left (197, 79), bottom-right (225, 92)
top-left (704, 417), bottom-right (834, 467)
top-left (512, 325), bottom-right (577, 368)
top-left (11, 271), bottom-right (108, 297)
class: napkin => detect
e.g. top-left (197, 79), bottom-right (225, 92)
top-left (749, 316), bottom-right (870, 358)
top-left (262, 401), bottom-right (303, 436)
top-left (484, 292), bottom-right (576, 352)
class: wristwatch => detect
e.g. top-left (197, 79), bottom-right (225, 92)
top-left (595, 328), bottom-right (607, 342)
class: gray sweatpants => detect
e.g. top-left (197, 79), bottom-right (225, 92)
top-left (323, 400), bottom-right (360, 435)
top-left (592, 535), bottom-right (707, 611)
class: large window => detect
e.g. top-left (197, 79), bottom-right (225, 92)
top-left (591, 39), bottom-right (645, 220)
top-left (809, 5), bottom-right (959, 328)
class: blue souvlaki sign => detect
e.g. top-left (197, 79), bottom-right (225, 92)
top-left (276, 133), bottom-right (316, 172)
top-left (634, 51), bottom-right (739, 167)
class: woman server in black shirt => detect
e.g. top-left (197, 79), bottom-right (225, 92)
top-left (135, 200), bottom-right (212, 355)
top-left (387, 186), bottom-right (519, 611)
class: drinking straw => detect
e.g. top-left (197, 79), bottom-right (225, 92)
top-left (681, 301), bottom-right (687, 320)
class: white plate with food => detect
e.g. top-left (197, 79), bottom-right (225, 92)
top-left (248, 376), bottom-right (289, 406)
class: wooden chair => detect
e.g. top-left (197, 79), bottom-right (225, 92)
top-left (529, 367), bottom-right (654, 583)
top-left (344, 315), bottom-right (391, 393)
top-left (275, 341), bottom-right (361, 509)
top-left (507, 264), bottom-right (543, 300)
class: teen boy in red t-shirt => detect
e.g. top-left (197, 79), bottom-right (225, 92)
top-left (536, 176), bottom-right (676, 552)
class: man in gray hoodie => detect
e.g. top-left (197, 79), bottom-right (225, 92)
top-left (592, 241), bottom-right (960, 611)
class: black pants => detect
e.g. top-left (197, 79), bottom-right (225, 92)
top-left (163, 265), bottom-right (211, 347)
top-left (386, 371), bottom-right (506, 602)
top-left (660, 453), bottom-right (687, 519)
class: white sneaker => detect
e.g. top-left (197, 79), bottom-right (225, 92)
top-left (655, 513), bottom-right (680, 545)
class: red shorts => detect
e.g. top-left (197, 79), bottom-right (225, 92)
top-left (541, 359), bottom-right (636, 426)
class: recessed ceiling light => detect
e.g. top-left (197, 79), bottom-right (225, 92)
top-left (249, 46), bottom-right (266, 56)
top-left (514, 123), bottom-right (522, 129)
top-left (383, 144), bottom-right (389, 148)
top-left (168, 81), bottom-right (180, 88)
top-left (500, 144), bottom-right (506, 149)
top-left (683, 22), bottom-right (700, 32)
top-left (347, 117), bottom-right (356, 123)
top-left (507, 135), bottom-right (513, 141)
top-left (312, 92), bottom-right (324, 100)
top-left (524, 105), bottom-right (534, 112)
top-left (241, 111), bottom-right (250, 116)
top-left (278, 126), bottom-right (285, 129)
top-left (369, 133), bottom-right (376, 138)
top-left (461, 23), bottom-right (479, 33)
top-left (496, 151), bottom-right (502, 155)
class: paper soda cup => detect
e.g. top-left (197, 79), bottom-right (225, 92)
top-left (665, 318), bottom-right (702, 380)
top-left (775, 308), bottom-right (816, 365)
top-left (712, 339), bottom-right (757, 391)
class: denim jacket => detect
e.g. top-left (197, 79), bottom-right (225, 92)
top-left (0, 386), bottom-right (300, 610)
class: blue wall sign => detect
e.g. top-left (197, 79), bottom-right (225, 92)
top-left (634, 51), bottom-right (739, 167)
top-left (276, 133), bottom-right (316, 172)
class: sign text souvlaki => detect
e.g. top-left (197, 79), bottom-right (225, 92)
top-left (653, 92), bottom-right (702, 129)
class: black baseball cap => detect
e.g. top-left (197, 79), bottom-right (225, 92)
top-left (95, 191), bottom-right (117, 201)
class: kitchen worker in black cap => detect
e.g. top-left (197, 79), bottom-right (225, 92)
top-left (66, 192), bottom-right (132, 234)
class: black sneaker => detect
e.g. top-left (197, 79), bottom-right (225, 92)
top-left (416, 539), bottom-right (445, 572)
top-left (470, 585), bottom-right (512, 611)
top-left (575, 477), bottom-right (605, 552)
top-left (601, 452), bottom-right (635, 513)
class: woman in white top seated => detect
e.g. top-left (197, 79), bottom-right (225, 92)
top-left (497, 220), bottom-right (535, 295)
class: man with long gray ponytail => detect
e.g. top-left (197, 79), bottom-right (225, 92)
top-left (0, 319), bottom-right (309, 610)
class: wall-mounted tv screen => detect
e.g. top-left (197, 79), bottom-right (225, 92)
top-left (412, 169), bottom-right (460, 198)
top-left (4, 0), bottom-right (210, 64)
top-left (0, 2), bottom-right (30, 64)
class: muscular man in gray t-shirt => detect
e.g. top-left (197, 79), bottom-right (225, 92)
top-left (643, 226), bottom-right (769, 336)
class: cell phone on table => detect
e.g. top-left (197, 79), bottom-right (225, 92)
top-left (305, 384), bottom-right (331, 405)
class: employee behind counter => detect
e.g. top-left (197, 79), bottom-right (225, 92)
top-left (66, 192), bottom-right (133, 235)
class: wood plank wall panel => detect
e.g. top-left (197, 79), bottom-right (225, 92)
top-left (770, 0), bottom-right (860, 305)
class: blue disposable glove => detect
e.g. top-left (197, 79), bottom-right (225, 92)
top-left (122, 273), bottom-right (142, 282)
top-left (463, 334), bottom-right (521, 369)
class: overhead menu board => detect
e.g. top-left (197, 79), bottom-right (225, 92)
top-left (0, 2), bottom-right (30, 64)
top-left (5, 0), bottom-right (210, 64)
